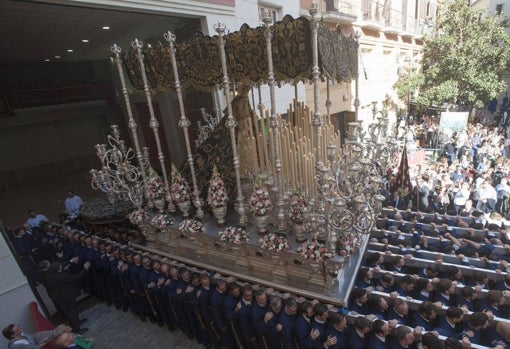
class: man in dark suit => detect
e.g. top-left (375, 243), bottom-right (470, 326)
top-left (387, 191), bottom-right (407, 210)
top-left (237, 284), bottom-right (257, 349)
top-left (223, 282), bottom-right (242, 349)
top-left (41, 260), bottom-right (90, 334)
top-left (386, 298), bottom-right (411, 326)
top-left (195, 273), bottom-right (213, 347)
top-left (368, 319), bottom-right (390, 349)
top-left (411, 301), bottom-right (437, 331)
top-left (390, 326), bottom-right (415, 349)
top-left (349, 288), bottom-right (369, 315)
top-left (433, 306), bottom-right (464, 337)
top-left (347, 316), bottom-right (371, 349)
top-left (210, 278), bottom-right (229, 347)
top-left (251, 288), bottom-right (270, 349)
top-left (279, 297), bottom-right (298, 349)
top-left (310, 303), bottom-right (336, 349)
top-left (326, 312), bottom-right (348, 349)
top-left (294, 301), bottom-right (317, 349)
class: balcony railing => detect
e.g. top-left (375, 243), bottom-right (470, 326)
top-left (361, 0), bottom-right (385, 26)
top-left (321, 0), bottom-right (358, 23)
top-left (385, 8), bottom-right (402, 29)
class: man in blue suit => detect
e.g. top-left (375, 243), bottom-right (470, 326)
top-left (386, 298), bottom-right (411, 326)
top-left (279, 297), bottom-right (298, 349)
top-left (310, 303), bottom-right (336, 349)
top-left (294, 301), bottom-right (317, 349)
top-left (347, 316), bottom-right (371, 349)
top-left (197, 273), bottom-right (217, 348)
top-left (251, 288), bottom-right (270, 349)
top-left (390, 326), bottom-right (415, 349)
top-left (349, 288), bottom-right (369, 315)
top-left (325, 312), bottom-right (348, 349)
top-left (368, 319), bottom-right (390, 349)
top-left (411, 301), bottom-right (437, 331)
top-left (175, 267), bottom-right (192, 338)
top-left (433, 306), bottom-right (464, 337)
top-left (421, 333), bottom-right (442, 349)
top-left (223, 282), bottom-right (242, 349)
top-left (210, 278), bottom-right (229, 347)
top-left (237, 285), bottom-right (256, 349)
top-left (460, 312), bottom-right (489, 346)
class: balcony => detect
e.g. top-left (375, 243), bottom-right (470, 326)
top-left (382, 8), bottom-right (403, 35)
top-left (321, 0), bottom-right (358, 24)
top-left (358, 0), bottom-right (386, 30)
top-left (401, 16), bottom-right (417, 37)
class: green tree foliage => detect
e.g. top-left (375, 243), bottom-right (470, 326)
top-left (393, 0), bottom-right (510, 109)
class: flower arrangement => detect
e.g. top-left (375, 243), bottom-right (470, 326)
top-left (250, 180), bottom-right (272, 216)
top-left (150, 213), bottom-right (173, 229)
top-left (288, 191), bottom-right (308, 225)
top-left (207, 166), bottom-right (228, 208)
top-left (218, 226), bottom-right (250, 244)
top-left (338, 232), bottom-right (360, 256)
top-left (297, 240), bottom-right (333, 263)
top-left (146, 176), bottom-right (165, 200)
top-left (259, 232), bottom-right (291, 253)
top-left (178, 218), bottom-right (205, 238)
top-left (127, 208), bottom-right (150, 225)
top-left (170, 164), bottom-right (191, 203)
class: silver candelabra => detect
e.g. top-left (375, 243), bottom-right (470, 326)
top-left (90, 125), bottom-right (144, 207)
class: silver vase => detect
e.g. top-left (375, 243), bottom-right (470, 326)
top-left (212, 206), bottom-right (227, 226)
top-left (153, 198), bottom-right (166, 213)
top-left (254, 215), bottom-right (269, 234)
top-left (293, 223), bottom-right (307, 242)
top-left (178, 200), bottom-right (191, 218)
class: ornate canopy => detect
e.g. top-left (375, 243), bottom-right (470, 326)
top-left (122, 15), bottom-right (359, 92)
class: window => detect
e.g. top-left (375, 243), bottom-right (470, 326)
top-left (259, 6), bottom-right (278, 23)
top-left (496, 4), bottom-right (503, 15)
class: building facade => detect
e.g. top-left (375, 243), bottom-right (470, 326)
top-left (298, 0), bottom-right (435, 135)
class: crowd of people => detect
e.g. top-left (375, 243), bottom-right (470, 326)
top-left (387, 121), bottom-right (510, 220)
top-left (350, 119), bottom-right (510, 349)
top-left (352, 203), bottom-right (510, 349)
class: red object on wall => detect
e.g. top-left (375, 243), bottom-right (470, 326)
top-left (29, 301), bottom-right (57, 349)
